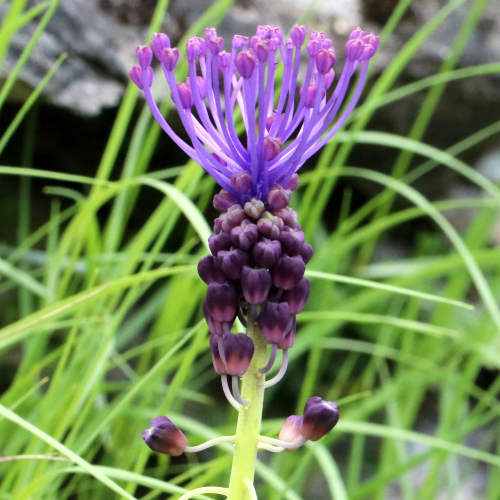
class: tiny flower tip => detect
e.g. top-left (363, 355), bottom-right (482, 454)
top-left (176, 82), bottom-right (194, 109)
top-left (345, 38), bottom-right (365, 61)
top-left (315, 48), bottom-right (336, 74)
top-left (151, 33), bottom-right (171, 60)
top-left (136, 45), bottom-right (153, 68)
top-left (232, 34), bottom-right (249, 48)
top-left (290, 24), bottom-right (307, 46)
top-left (263, 137), bottom-right (282, 162)
top-left (205, 27), bottom-right (218, 41)
top-left (306, 38), bottom-right (321, 56)
top-left (207, 36), bottom-right (225, 54)
top-left (143, 416), bottom-right (188, 456)
top-left (129, 66), bottom-right (144, 90)
top-left (231, 171), bottom-right (252, 193)
top-left (161, 47), bottom-right (179, 71)
top-left (186, 36), bottom-right (205, 61)
top-left (349, 27), bottom-right (367, 40)
top-left (235, 50), bottom-right (257, 79)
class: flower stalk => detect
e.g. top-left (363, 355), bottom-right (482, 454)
top-left (227, 313), bottom-right (267, 500)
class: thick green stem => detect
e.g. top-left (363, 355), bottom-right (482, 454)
top-left (227, 313), bottom-right (267, 500)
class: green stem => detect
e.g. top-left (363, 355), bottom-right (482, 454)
top-left (227, 313), bottom-right (267, 500)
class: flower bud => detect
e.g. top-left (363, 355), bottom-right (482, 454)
top-left (315, 48), bottom-right (336, 74)
top-left (244, 199), bottom-right (265, 219)
top-left (129, 66), bottom-right (149, 90)
top-left (203, 300), bottom-right (228, 336)
top-left (151, 33), bottom-right (171, 61)
top-left (176, 82), bottom-right (194, 109)
top-left (210, 333), bottom-right (227, 373)
top-left (278, 228), bottom-right (305, 255)
top-left (208, 232), bottom-right (232, 255)
top-left (213, 189), bottom-right (238, 211)
top-left (267, 184), bottom-right (291, 210)
top-left (258, 302), bottom-right (291, 344)
top-left (232, 35), bottom-right (249, 49)
top-left (224, 333), bottom-right (254, 376)
top-left (231, 171), bottom-right (252, 193)
top-left (300, 398), bottom-right (339, 441)
top-left (241, 266), bottom-right (272, 304)
top-left (271, 255), bottom-right (305, 290)
top-left (136, 45), bottom-right (153, 69)
top-left (264, 137), bottom-right (282, 161)
top-left (257, 213), bottom-right (284, 240)
top-left (266, 112), bottom-right (284, 132)
top-left (186, 36), bottom-right (204, 61)
top-left (218, 248), bottom-right (249, 280)
top-left (207, 36), bottom-right (224, 54)
top-left (205, 282), bottom-right (238, 322)
top-left (222, 204), bottom-right (247, 232)
top-left (279, 415), bottom-right (303, 442)
top-left (198, 255), bottom-right (227, 284)
top-left (300, 243), bottom-right (314, 264)
top-left (306, 38), bottom-right (321, 57)
top-left (277, 318), bottom-right (296, 349)
top-left (231, 221), bottom-right (259, 250)
top-left (186, 76), bottom-right (207, 100)
top-left (218, 50), bottom-right (231, 69)
top-left (142, 416), bottom-right (188, 456)
top-left (301, 84), bottom-right (326, 108)
top-left (324, 68), bottom-right (335, 90)
top-left (285, 174), bottom-right (300, 191)
top-left (282, 277), bottom-right (310, 314)
top-left (161, 47), bottom-right (180, 71)
top-left (252, 238), bottom-right (282, 268)
top-left (252, 37), bottom-right (271, 62)
top-left (349, 27), bottom-right (366, 40)
top-left (273, 206), bottom-right (299, 228)
top-left (345, 38), bottom-right (365, 61)
top-left (291, 24), bottom-right (307, 47)
top-left (235, 50), bottom-right (257, 79)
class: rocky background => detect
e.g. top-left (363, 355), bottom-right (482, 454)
top-left (1, 0), bottom-right (500, 245)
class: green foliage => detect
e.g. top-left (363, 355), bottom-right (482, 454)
top-left (1, 0), bottom-right (499, 498)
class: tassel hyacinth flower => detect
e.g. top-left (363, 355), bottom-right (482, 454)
top-left (133, 23), bottom-right (378, 499)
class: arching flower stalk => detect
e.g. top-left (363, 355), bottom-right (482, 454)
top-left (132, 23), bottom-right (378, 499)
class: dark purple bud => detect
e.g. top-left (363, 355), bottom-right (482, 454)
top-left (213, 189), bottom-right (239, 211)
top-left (257, 212), bottom-right (284, 240)
top-left (142, 416), bottom-right (188, 456)
top-left (231, 171), bottom-right (252, 193)
top-left (222, 205), bottom-right (247, 232)
top-left (210, 334), bottom-right (226, 373)
top-left (282, 277), bottom-right (310, 314)
top-left (266, 112), bottom-right (284, 132)
top-left (241, 266), bottom-right (272, 304)
top-left (300, 243), bottom-right (314, 264)
top-left (290, 24), bottom-right (307, 47)
top-left (300, 398), bottom-right (339, 441)
top-left (136, 45), bottom-right (153, 69)
top-left (273, 206), bottom-right (299, 228)
top-left (267, 184), bottom-right (291, 210)
top-left (244, 199), bottom-right (265, 219)
top-left (176, 82), bottom-right (194, 109)
top-left (161, 47), bottom-right (180, 71)
top-left (208, 232), bottom-right (232, 255)
top-left (207, 36), bottom-right (224, 54)
top-left (345, 38), bottom-right (365, 61)
top-left (235, 50), bottom-right (256, 79)
top-left (271, 255), bottom-right (305, 290)
top-left (277, 317), bottom-right (296, 349)
top-left (264, 137), bottom-right (282, 161)
top-left (285, 174), bottom-right (300, 192)
top-left (279, 228), bottom-right (305, 256)
top-left (203, 300), bottom-right (228, 336)
top-left (231, 221), bottom-right (259, 250)
top-left (151, 33), bottom-right (171, 61)
top-left (324, 68), bottom-right (335, 90)
top-left (213, 216), bottom-right (223, 234)
top-left (315, 48), bottom-right (336, 74)
top-left (306, 39), bottom-right (321, 57)
top-left (258, 302), bottom-right (291, 344)
top-left (279, 415), bottom-right (303, 442)
top-left (232, 35), bottom-right (249, 48)
top-left (252, 238), bottom-right (282, 268)
top-left (304, 396), bottom-right (324, 412)
top-left (218, 248), bottom-right (249, 280)
top-left (224, 333), bottom-right (254, 376)
top-left (205, 282), bottom-right (238, 322)
top-left (198, 255), bottom-right (227, 284)
top-left (349, 27), bottom-right (367, 40)
top-left (301, 84), bottom-right (326, 108)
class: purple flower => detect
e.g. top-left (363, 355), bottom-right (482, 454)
top-left (131, 25), bottom-right (379, 204)
top-left (142, 416), bottom-right (188, 456)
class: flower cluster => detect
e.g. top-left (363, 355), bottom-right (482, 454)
top-left (132, 23), bottom-right (378, 468)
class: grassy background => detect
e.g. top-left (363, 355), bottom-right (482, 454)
top-left (1, 0), bottom-right (500, 498)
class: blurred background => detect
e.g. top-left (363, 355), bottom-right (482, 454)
top-left (1, 1), bottom-right (500, 499)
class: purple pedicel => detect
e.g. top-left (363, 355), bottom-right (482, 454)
top-left (142, 416), bottom-right (188, 456)
top-left (131, 25), bottom-right (379, 204)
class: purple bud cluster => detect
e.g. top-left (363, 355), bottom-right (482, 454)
top-left (199, 174), bottom-right (312, 375)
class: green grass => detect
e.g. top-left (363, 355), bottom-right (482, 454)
top-left (1, 0), bottom-right (499, 498)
